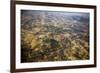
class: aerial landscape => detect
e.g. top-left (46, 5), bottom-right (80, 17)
top-left (21, 10), bottom-right (90, 63)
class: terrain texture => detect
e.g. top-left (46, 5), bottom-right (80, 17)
top-left (21, 10), bottom-right (89, 62)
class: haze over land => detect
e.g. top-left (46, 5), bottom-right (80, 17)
top-left (21, 10), bottom-right (89, 62)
